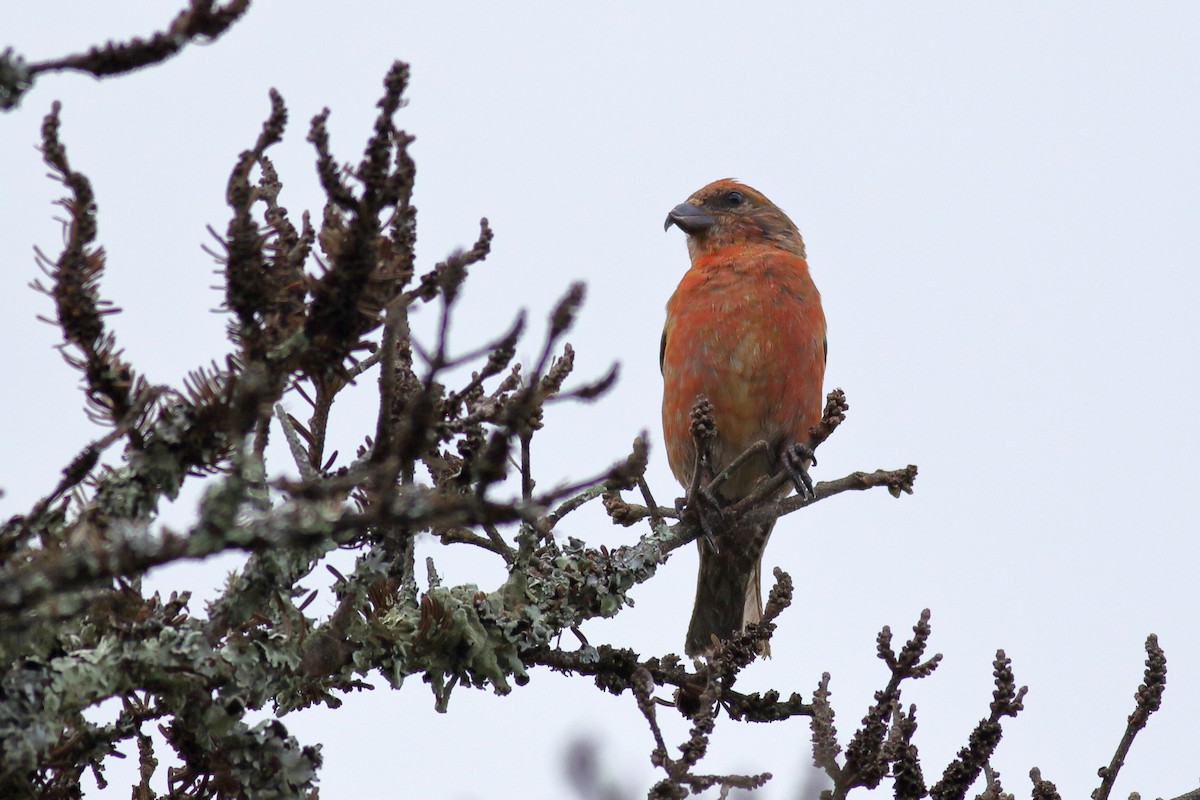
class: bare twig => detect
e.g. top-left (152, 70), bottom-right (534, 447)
top-left (1, 1), bottom-right (251, 110)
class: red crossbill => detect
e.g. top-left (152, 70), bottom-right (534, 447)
top-left (662, 179), bottom-right (826, 656)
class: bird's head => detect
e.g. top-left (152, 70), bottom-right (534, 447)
top-left (664, 179), bottom-right (805, 259)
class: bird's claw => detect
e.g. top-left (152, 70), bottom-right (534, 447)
top-left (677, 494), bottom-right (722, 555)
top-left (699, 518), bottom-right (720, 555)
top-left (783, 443), bottom-right (817, 500)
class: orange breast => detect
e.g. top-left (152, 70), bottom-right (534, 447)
top-left (661, 245), bottom-right (826, 500)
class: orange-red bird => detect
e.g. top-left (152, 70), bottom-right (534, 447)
top-left (661, 179), bottom-right (826, 656)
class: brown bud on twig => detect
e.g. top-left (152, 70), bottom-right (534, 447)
top-left (898, 609), bottom-right (936, 676)
top-left (689, 396), bottom-right (717, 442)
top-left (887, 706), bottom-right (927, 800)
top-left (549, 282), bottom-right (585, 341)
top-left (1030, 768), bottom-right (1062, 800)
top-left (1092, 634), bottom-right (1168, 800)
top-left (602, 491), bottom-right (637, 527)
top-left (540, 344), bottom-right (575, 397)
top-left (605, 435), bottom-right (648, 491)
top-left (1134, 633), bottom-right (1167, 721)
top-left (762, 567), bottom-right (794, 623)
top-left (809, 387), bottom-right (849, 449)
top-left (480, 313), bottom-right (524, 380)
top-left (810, 672), bottom-right (841, 772)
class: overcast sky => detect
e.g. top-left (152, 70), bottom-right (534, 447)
top-left (3, 3), bottom-right (1199, 799)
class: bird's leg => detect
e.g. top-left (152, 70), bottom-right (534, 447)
top-left (704, 439), bottom-right (771, 499)
top-left (708, 439), bottom-right (790, 520)
top-left (682, 459), bottom-right (730, 556)
top-left (782, 442), bottom-right (817, 500)
top-left (685, 444), bottom-right (710, 513)
top-left (728, 473), bottom-right (790, 517)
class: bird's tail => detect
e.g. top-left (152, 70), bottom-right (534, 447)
top-left (684, 521), bottom-right (774, 657)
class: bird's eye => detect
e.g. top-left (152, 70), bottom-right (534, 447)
top-left (725, 190), bottom-right (745, 206)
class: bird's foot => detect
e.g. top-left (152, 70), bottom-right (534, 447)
top-left (783, 442), bottom-right (817, 500)
top-left (676, 494), bottom-right (722, 555)
top-left (698, 515), bottom-right (721, 555)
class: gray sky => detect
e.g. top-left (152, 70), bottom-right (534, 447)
top-left (3, 3), bottom-right (1199, 798)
